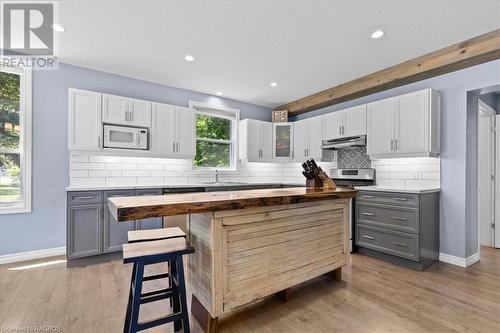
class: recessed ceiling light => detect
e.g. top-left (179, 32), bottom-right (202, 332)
top-left (52, 24), bottom-right (65, 32)
top-left (371, 30), bottom-right (384, 39)
top-left (184, 54), bottom-right (194, 62)
top-left (270, 82), bottom-right (278, 87)
top-left (216, 92), bottom-right (223, 96)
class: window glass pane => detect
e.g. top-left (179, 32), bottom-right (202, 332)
top-left (0, 71), bottom-right (21, 149)
top-left (0, 153), bottom-right (21, 204)
top-left (194, 141), bottom-right (230, 168)
top-left (196, 114), bottom-right (231, 140)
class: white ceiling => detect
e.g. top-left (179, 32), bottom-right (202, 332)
top-left (57, 0), bottom-right (500, 108)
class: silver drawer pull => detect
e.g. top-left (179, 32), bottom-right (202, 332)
top-left (362, 235), bottom-right (375, 240)
top-left (76, 196), bottom-right (96, 200)
top-left (363, 195), bottom-right (375, 199)
top-left (393, 216), bottom-right (408, 221)
top-left (362, 212), bottom-right (375, 216)
top-left (393, 198), bottom-right (408, 201)
top-left (393, 242), bottom-right (408, 247)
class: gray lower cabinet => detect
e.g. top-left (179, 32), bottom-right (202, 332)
top-left (67, 191), bottom-right (103, 259)
top-left (67, 188), bottom-right (164, 259)
top-left (103, 190), bottom-right (136, 253)
top-left (355, 190), bottom-right (439, 271)
top-left (135, 189), bottom-right (163, 230)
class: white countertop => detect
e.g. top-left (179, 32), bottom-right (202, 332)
top-left (65, 182), bottom-right (305, 192)
top-left (354, 185), bottom-right (440, 194)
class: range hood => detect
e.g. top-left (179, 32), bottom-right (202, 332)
top-left (321, 135), bottom-right (366, 150)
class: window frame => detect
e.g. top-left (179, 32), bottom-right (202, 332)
top-left (0, 65), bottom-right (32, 214)
top-left (189, 101), bottom-right (240, 172)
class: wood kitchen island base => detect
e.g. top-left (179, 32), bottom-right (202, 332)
top-left (187, 199), bottom-right (350, 332)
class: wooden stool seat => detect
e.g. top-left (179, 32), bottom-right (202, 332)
top-left (123, 238), bottom-right (194, 333)
top-left (127, 227), bottom-right (186, 243)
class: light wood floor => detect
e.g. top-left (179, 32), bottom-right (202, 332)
top-left (1, 247), bottom-right (499, 333)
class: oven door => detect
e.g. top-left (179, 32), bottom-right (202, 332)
top-left (104, 125), bottom-right (140, 149)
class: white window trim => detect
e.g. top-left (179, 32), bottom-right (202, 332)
top-left (188, 101), bottom-right (240, 173)
top-left (0, 66), bottom-right (32, 214)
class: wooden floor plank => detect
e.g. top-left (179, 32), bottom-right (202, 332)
top-left (0, 247), bottom-right (498, 333)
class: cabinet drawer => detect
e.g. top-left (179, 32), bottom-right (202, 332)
top-left (356, 203), bottom-right (418, 233)
top-left (136, 188), bottom-right (162, 196)
top-left (356, 224), bottom-right (419, 261)
top-left (68, 191), bottom-right (102, 205)
top-left (357, 191), bottom-right (418, 207)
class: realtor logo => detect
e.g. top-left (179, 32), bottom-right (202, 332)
top-left (2, 2), bottom-right (54, 56)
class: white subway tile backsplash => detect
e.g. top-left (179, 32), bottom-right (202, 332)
top-left (70, 155), bottom-right (89, 163)
top-left (70, 170), bottom-right (88, 178)
top-left (371, 157), bottom-right (440, 188)
top-left (71, 177), bottom-right (105, 187)
top-left (105, 178), bottom-right (137, 186)
top-left (89, 170), bottom-right (106, 177)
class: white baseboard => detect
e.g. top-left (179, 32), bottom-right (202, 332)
top-left (0, 247), bottom-right (66, 265)
top-left (439, 252), bottom-right (480, 268)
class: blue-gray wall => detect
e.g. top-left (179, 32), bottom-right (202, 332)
top-left (0, 63), bottom-right (271, 256)
top-left (292, 59), bottom-right (500, 258)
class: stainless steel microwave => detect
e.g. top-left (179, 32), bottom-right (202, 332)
top-left (103, 125), bottom-right (148, 150)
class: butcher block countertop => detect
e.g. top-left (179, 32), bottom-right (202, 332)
top-left (108, 187), bottom-right (358, 222)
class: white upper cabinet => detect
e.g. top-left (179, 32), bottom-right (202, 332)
top-left (294, 116), bottom-right (323, 162)
top-left (102, 94), bottom-right (128, 126)
top-left (322, 111), bottom-right (343, 140)
top-left (129, 98), bottom-right (152, 127)
top-left (322, 105), bottom-right (366, 140)
top-left (367, 88), bottom-right (440, 158)
top-left (239, 119), bottom-right (273, 162)
top-left (68, 88), bottom-right (102, 151)
top-left (103, 94), bottom-right (151, 128)
top-left (273, 123), bottom-right (294, 161)
top-left (151, 103), bottom-right (194, 158)
top-left (367, 98), bottom-right (396, 156)
top-left (343, 105), bottom-right (367, 137)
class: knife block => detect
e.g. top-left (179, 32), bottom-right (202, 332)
top-left (306, 178), bottom-right (324, 189)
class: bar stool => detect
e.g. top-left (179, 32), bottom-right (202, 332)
top-left (123, 237), bottom-right (194, 333)
top-left (127, 227), bottom-right (186, 243)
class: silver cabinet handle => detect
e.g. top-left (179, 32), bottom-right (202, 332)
top-left (342, 125), bottom-right (344, 135)
top-left (76, 196), bottom-right (96, 200)
top-left (393, 242), bottom-right (408, 247)
top-left (97, 136), bottom-right (101, 148)
top-left (131, 110), bottom-right (134, 122)
top-left (363, 195), bottom-right (375, 199)
top-left (339, 126), bottom-right (341, 136)
top-left (176, 142), bottom-right (179, 152)
top-left (362, 212), bottom-right (375, 216)
top-left (393, 198), bottom-right (408, 201)
top-left (362, 235), bottom-right (375, 240)
top-left (395, 139), bottom-right (398, 151)
top-left (306, 148), bottom-right (309, 156)
top-left (173, 142), bottom-right (175, 152)
top-left (393, 216), bottom-right (408, 221)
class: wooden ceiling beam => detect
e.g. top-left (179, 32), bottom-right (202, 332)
top-left (275, 29), bottom-right (500, 115)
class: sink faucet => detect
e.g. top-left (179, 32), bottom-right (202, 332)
top-left (215, 169), bottom-right (219, 184)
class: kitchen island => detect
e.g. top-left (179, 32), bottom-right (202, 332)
top-left (108, 187), bottom-right (357, 332)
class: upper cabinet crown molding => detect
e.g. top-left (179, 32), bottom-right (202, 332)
top-left (367, 88), bottom-right (440, 158)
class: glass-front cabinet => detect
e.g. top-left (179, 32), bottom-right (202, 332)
top-left (272, 123), bottom-right (294, 161)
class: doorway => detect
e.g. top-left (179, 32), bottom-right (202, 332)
top-left (477, 99), bottom-right (496, 248)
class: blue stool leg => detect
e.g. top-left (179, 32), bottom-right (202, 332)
top-left (123, 263), bottom-right (137, 333)
top-left (176, 256), bottom-right (190, 333)
top-left (171, 258), bottom-right (182, 332)
top-left (128, 261), bottom-right (144, 333)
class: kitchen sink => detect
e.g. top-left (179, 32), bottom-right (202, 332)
top-left (201, 181), bottom-right (249, 186)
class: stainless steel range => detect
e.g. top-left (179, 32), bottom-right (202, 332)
top-left (330, 168), bottom-right (375, 252)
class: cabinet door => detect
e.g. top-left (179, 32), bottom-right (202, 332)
top-left (102, 94), bottom-right (128, 125)
top-left (135, 189), bottom-right (163, 230)
top-left (293, 119), bottom-right (309, 162)
top-left (244, 120), bottom-right (261, 161)
top-left (259, 122), bottom-right (273, 161)
top-left (308, 116), bottom-right (323, 159)
top-left (103, 190), bottom-right (135, 253)
top-left (67, 204), bottom-right (102, 258)
top-left (129, 98), bottom-right (152, 127)
top-left (68, 89), bottom-right (102, 151)
top-left (273, 123), bottom-right (293, 160)
top-left (152, 103), bottom-right (176, 155)
top-left (343, 105), bottom-right (367, 137)
top-left (176, 107), bottom-right (195, 158)
top-left (395, 90), bottom-right (429, 154)
top-left (322, 112), bottom-right (343, 140)
top-left (367, 98), bottom-right (395, 156)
